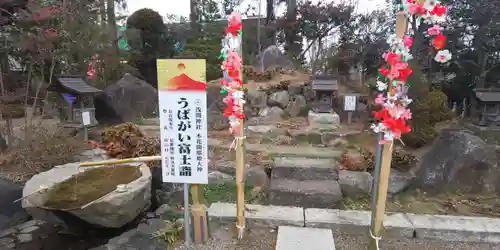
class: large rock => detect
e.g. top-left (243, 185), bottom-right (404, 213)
top-left (253, 45), bottom-right (294, 72)
top-left (0, 134), bottom-right (7, 152)
top-left (247, 89), bottom-right (268, 109)
top-left (412, 129), bottom-right (500, 193)
top-left (286, 95), bottom-right (307, 117)
top-left (268, 91), bottom-right (290, 109)
top-left (94, 74), bottom-right (158, 124)
top-left (22, 162), bottom-right (152, 228)
top-left (248, 106), bottom-right (284, 125)
top-left (338, 170), bottom-right (373, 198)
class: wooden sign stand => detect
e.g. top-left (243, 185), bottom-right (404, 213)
top-left (369, 11), bottom-right (408, 250)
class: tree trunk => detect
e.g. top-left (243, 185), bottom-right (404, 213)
top-left (190, 0), bottom-right (199, 32)
top-left (99, 0), bottom-right (106, 28)
top-left (106, 0), bottom-right (119, 80)
top-left (285, 0), bottom-right (300, 61)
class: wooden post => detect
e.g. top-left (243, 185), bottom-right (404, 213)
top-left (235, 121), bottom-right (245, 239)
top-left (191, 184), bottom-right (209, 243)
top-left (370, 11), bottom-right (408, 250)
top-left (234, 23), bottom-right (246, 240)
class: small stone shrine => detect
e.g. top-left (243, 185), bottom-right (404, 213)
top-left (48, 75), bottom-right (101, 127)
top-left (471, 88), bottom-right (500, 127)
top-left (311, 74), bottom-right (339, 113)
top-left (308, 74), bottom-right (340, 130)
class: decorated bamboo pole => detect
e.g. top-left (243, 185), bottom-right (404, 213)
top-left (369, 1), bottom-right (450, 249)
top-left (219, 12), bottom-right (246, 239)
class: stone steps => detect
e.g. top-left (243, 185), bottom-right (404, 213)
top-left (268, 179), bottom-right (342, 208)
top-left (272, 157), bottom-right (338, 181)
top-left (276, 226), bottom-right (336, 250)
top-left (268, 157), bottom-right (342, 208)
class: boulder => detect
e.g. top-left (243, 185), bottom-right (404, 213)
top-left (22, 162), bottom-right (152, 228)
top-left (285, 95), bottom-right (307, 117)
top-left (0, 134), bottom-right (7, 152)
top-left (247, 89), bottom-right (268, 109)
top-left (338, 170), bottom-right (373, 198)
top-left (94, 74), bottom-right (158, 124)
top-left (387, 169), bottom-right (413, 195)
top-left (268, 91), bottom-right (290, 109)
top-left (248, 106), bottom-right (284, 125)
top-left (412, 129), bottom-right (500, 194)
top-left (253, 45), bottom-right (294, 72)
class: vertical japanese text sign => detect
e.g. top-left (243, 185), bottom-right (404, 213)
top-left (157, 59), bottom-right (208, 184)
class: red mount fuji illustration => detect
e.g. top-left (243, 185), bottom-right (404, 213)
top-left (168, 73), bottom-right (206, 91)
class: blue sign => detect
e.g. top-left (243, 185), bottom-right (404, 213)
top-left (62, 93), bottom-right (76, 104)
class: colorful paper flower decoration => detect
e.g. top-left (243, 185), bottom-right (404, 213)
top-left (219, 12), bottom-right (244, 134)
top-left (372, 0), bottom-right (451, 144)
top-left (87, 55), bottom-right (98, 80)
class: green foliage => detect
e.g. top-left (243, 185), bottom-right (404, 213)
top-left (403, 90), bottom-right (454, 148)
top-left (126, 8), bottom-right (176, 87)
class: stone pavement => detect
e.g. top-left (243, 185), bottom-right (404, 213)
top-left (276, 226), bottom-right (335, 250)
top-left (209, 202), bottom-right (500, 244)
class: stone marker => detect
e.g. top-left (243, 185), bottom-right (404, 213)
top-left (276, 226), bottom-right (336, 250)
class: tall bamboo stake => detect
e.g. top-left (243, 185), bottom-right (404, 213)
top-left (234, 21), bottom-right (246, 239)
top-left (369, 11), bottom-right (408, 250)
top-left (235, 121), bottom-right (245, 239)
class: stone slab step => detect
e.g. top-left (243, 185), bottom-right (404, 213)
top-left (276, 226), bottom-right (335, 250)
top-left (272, 157), bottom-right (338, 181)
top-left (268, 179), bottom-right (342, 208)
top-left (208, 139), bottom-right (342, 159)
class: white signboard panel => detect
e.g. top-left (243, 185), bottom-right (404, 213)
top-left (157, 59), bottom-right (208, 184)
top-left (82, 111), bottom-right (91, 126)
top-left (344, 95), bottom-right (357, 111)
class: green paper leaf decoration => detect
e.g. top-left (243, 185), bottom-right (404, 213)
top-left (220, 89), bottom-right (227, 94)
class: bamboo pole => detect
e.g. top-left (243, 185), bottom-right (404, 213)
top-left (234, 22), bottom-right (246, 239)
top-left (79, 155), bottom-right (162, 167)
top-left (191, 184), bottom-right (209, 243)
top-left (370, 11), bottom-right (408, 250)
top-left (235, 118), bottom-right (246, 239)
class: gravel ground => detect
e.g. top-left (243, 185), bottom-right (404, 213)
top-left (174, 226), bottom-right (500, 250)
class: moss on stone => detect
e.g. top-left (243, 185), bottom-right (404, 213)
top-left (44, 166), bottom-right (142, 210)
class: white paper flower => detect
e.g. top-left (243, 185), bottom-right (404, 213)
top-left (423, 0), bottom-right (438, 11)
top-left (370, 123), bottom-right (386, 133)
top-left (232, 90), bottom-right (244, 100)
top-left (434, 49), bottom-right (452, 63)
top-left (400, 96), bottom-right (413, 106)
top-left (376, 81), bottom-right (387, 91)
top-left (383, 131), bottom-right (394, 142)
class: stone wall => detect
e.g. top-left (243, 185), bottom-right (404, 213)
top-left (207, 76), bottom-right (314, 130)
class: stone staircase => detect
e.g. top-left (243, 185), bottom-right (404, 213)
top-left (268, 157), bottom-right (342, 208)
top-left (276, 226), bottom-right (336, 250)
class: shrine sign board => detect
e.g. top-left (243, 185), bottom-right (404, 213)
top-left (157, 59), bottom-right (208, 184)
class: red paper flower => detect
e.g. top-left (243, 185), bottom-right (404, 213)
top-left (432, 34), bottom-right (446, 50)
top-left (378, 66), bottom-right (390, 77)
top-left (430, 4), bottom-right (446, 16)
top-left (395, 68), bottom-right (412, 81)
top-left (384, 52), bottom-right (401, 65)
top-left (225, 23), bottom-right (242, 36)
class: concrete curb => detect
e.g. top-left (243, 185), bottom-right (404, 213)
top-left (208, 202), bottom-right (500, 243)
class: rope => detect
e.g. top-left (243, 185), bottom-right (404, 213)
top-left (235, 223), bottom-right (245, 239)
top-left (229, 136), bottom-right (246, 151)
top-left (369, 229), bottom-right (382, 250)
